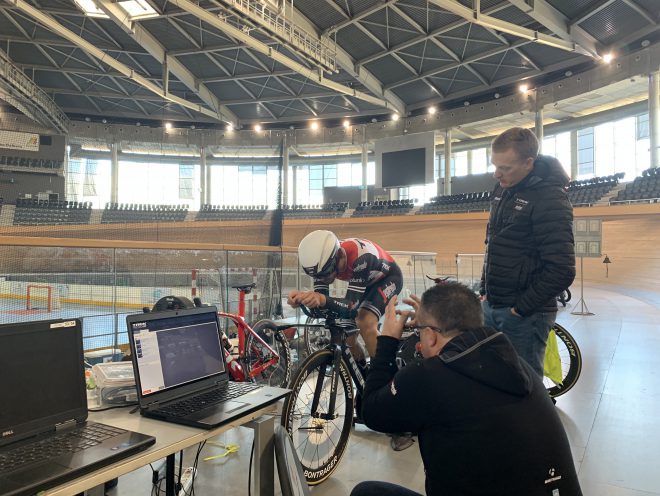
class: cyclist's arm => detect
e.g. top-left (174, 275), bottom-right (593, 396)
top-left (360, 336), bottom-right (429, 434)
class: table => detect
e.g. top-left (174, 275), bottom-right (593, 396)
top-left (43, 404), bottom-right (279, 496)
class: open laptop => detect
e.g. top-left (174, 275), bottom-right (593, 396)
top-left (126, 306), bottom-right (290, 429)
top-left (0, 318), bottom-right (156, 496)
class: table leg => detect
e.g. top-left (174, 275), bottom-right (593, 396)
top-left (247, 415), bottom-right (275, 496)
top-left (165, 453), bottom-right (176, 496)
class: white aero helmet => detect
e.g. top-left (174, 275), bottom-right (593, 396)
top-left (298, 230), bottom-right (340, 278)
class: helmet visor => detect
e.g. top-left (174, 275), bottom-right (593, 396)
top-left (303, 250), bottom-right (338, 279)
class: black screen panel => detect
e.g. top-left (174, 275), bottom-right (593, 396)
top-left (381, 148), bottom-right (426, 188)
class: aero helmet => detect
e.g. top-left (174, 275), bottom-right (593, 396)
top-left (298, 230), bottom-right (340, 278)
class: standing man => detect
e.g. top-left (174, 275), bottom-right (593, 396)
top-left (481, 127), bottom-right (575, 377)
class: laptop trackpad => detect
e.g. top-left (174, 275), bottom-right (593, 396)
top-left (191, 400), bottom-right (248, 420)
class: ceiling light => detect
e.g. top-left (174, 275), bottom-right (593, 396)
top-left (519, 83), bottom-right (528, 93)
top-left (164, 122), bottom-right (172, 130)
top-left (463, 101), bottom-right (470, 106)
top-left (641, 40), bottom-right (650, 48)
top-left (428, 106), bottom-right (437, 115)
top-left (602, 52), bottom-right (614, 64)
top-left (226, 124), bottom-right (233, 132)
top-left (101, 119), bottom-right (107, 124)
top-left (343, 119), bottom-right (350, 128)
top-left (310, 121), bottom-right (319, 130)
top-left (494, 93), bottom-right (500, 99)
top-left (564, 70), bottom-right (573, 77)
top-left (84, 117), bottom-right (91, 122)
top-left (371, 118), bottom-right (377, 123)
top-left (136, 121), bottom-right (141, 126)
top-left (254, 124), bottom-right (262, 132)
top-left (391, 113), bottom-right (399, 121)
top-left (289, 125), bottom-right (295, 130)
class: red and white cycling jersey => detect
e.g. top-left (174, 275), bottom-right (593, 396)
top-left (313, 238), bottom-right (399, 318)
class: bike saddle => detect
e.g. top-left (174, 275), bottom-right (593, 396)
top-left (151, 295), bottom-right (195, 312)
top-left (232, 283), bottom-right (257, 293)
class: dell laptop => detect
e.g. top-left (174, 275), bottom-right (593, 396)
top-left (126, 306), bottom-right (290, 429)
top-left (0, 318), bottom-right (155, 496)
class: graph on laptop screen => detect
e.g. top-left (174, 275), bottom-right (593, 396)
top-left (130, 312), bottom-right (226, 396)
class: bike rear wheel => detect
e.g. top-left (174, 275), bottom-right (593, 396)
top-left (281, 349), bottom-right (353, 485)
top-left (245, 319), bottom-right (292, 388)
top-left (544, 323), bottom-right (582, 398)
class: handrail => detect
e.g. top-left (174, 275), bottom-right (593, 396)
top-left (0, 48), bottom-right (69, 133)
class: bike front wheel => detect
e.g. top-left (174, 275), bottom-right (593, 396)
top-left (245, 319), bottom-right (292, 388)
top-left (545, 323), bottom-right (582, 398)
top-left (303, 316), bottom-right (330, 355)
top-left (281, 349), bottom-right (353, 485)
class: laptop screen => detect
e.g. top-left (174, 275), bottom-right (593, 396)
top-left (0, 319), bottom-right (85, 444)
top-left (128, 309), bottom-right (226, 397)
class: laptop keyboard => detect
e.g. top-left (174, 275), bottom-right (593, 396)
top-left (0, 422), bottom-right (126, 474)
top-left (158, 381), bottom-right (263, 418)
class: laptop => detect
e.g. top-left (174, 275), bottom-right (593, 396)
top-left (126, 306), bottom-right (290, 429)
top-left (0, 318), bottom-right (156, 496)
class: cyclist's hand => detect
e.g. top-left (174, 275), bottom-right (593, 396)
top-left (292, 291), bottom-right (326, 308)
top-left (287, 290), bottom-right (301, 308)
top-left (381, 297), bottom-right (411, 340)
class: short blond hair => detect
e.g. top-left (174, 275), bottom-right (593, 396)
top-left (491, 127), bottom-right (539, 162)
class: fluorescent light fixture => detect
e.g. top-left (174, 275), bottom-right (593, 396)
top-left (254, 124), bottom-right (262, 132)
top-left (428, 106), bottom-right (437, 115)
top-left (519, 83), bottom-right (529, 93)
top-left (343, 119), bottom-right (350, 128)
top-left (602, 52), bottom-right (614, 64)
top-left (391, 113), bottom-right (400, 121)
top-left (164, 122), bottom-right (173, 130)
top-left (310, 121), bottom-right (319, 130)
top-left (226, 124), bottom-right (233, 132)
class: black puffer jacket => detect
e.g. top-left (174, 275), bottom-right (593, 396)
top-left (481, 155), bottom-right (575, 316)
top-left (362, 329), bottom-right (582, 496)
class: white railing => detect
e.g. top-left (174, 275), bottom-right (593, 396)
top-left (0, 49), bottom-right (69, 133)
top-left (228, 0), bottom-right (336, 72)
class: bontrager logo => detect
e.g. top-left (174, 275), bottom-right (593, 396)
top-left (2, 430), bottom-right (14, 437)
top-left (132, 322), bottom-right (147, 329)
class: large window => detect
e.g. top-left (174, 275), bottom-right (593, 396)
top-left (577, 127), bottom-right (594, 178)
top-left (66, 156), bottom-right (111, 208)
top-left (209, 164), bottom-right (279, 208)
top-left (471, 148), bottom-right (489, 175)
top-left (542, 132), bottom-right (571, 177)
top-left (118, 160), bottom-right (198, 207)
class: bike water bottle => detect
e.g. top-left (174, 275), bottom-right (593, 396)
top-left (224, 350), bottom-right (246, 381)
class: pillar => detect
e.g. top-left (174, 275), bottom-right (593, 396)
top-left (282, 144), bottom-right (290, 206)
top-left (292, 165), bottom-right (297, 205)
top-left (110, 142), bottom-right (118, 203)
top-left (467, 149), bottom-right (473, 176)
top-left (444, 129), bottom-right (451, 196)
top-left (650, 71), bottom-right (660, 168)
top-left (535, 107), bottom-right (544, 152)
top-left (570, 129), bottom-right (578, 180)
top-left (361, 143), bottom-right (368, 202)
top-left (199, 146), bottom-right (207, 205)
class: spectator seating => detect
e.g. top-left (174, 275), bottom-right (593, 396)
top-left (611, 168), bottom-right (660, 203)
top-left (352, 199), bottom-right (415, 217)
top-left (195, 204), bottom-right (267, 221)
top-left (101, 203), bottom-right (188, 223)
top-left (416, 192), bottom-right (490, 215)
top-left (13, 198), bottom-right (92, 225)
top-left (282, 203), bottom-right (348, 219)
top-left (567, 173), bottom-right (623, 206)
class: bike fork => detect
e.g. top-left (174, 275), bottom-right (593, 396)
top-left (310, 346), bottom-right (342, 420)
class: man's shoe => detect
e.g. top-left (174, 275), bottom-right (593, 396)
top-left (389, 433), bottom-right (415, 451)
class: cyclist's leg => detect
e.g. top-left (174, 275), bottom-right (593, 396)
top-left (357, 267), bottom-right (404, 357)
top-left (355, 309), bottom-right (379, 358)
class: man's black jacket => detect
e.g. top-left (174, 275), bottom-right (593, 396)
top-left (481, 155), bottom-right (575, 316)
top-left (361, 329), bottom-right (582, 496)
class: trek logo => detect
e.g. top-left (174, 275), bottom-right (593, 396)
top-left (132, 322), bottom-right (148, 329)
top-left (381, 262), bottom-right (390, 271)
top-left (353, 261), bottom-right (367, 272)
top-left (2, 430), bottom-right (14, 437)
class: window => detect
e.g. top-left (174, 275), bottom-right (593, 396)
top-left (210, 164), bottom-right (279, 208)
top-left (577, 127), bottom-right (594, 178)
top-left (179, 165), bottom-right (194, 200)
top-left (637, 113), bottom-right (649, 140)
top-left (65, 156), bottom-right (111, 208)
top-left (454, 151), bottom-right (468, 177)
top-left (471, 148), bottom-right (489, 175)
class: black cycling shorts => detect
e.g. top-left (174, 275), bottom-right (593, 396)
top-left (358, 264), bottom-right (403, 319)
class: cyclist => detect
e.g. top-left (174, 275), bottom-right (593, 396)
top-left (288, 230), bottom-right (403, 363)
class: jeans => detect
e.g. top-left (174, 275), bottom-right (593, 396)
top-left (482, 301), bottom-right (556, 377)
top-left (351, 481), bottom-right (424, 496)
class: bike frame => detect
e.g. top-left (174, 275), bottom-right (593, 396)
top-left (217, 287), bottom-right (281, 380)
top-left (310, 321), bottom-right (366, 419)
